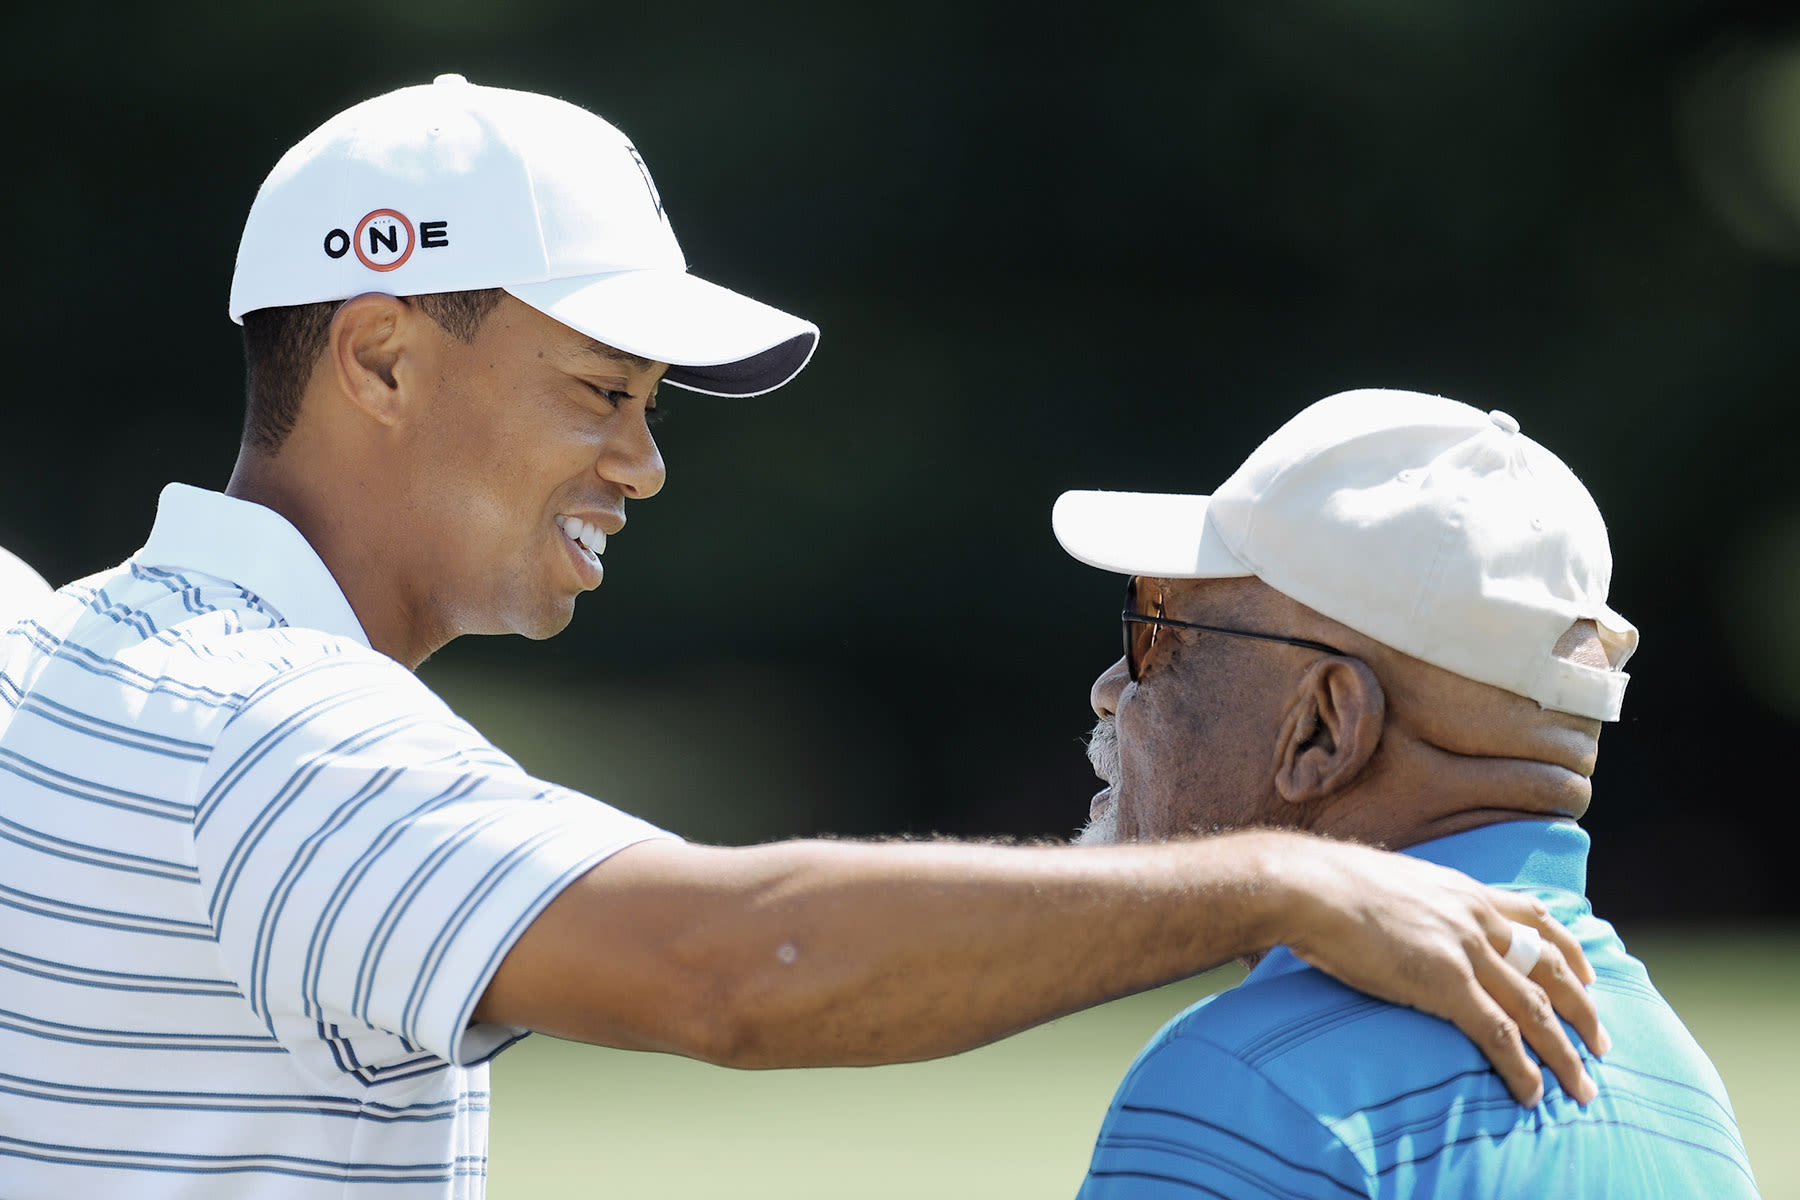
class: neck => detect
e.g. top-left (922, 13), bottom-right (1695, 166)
top-left (227, 445), bottom-right (432, 669)
top-left (1313, 731), bottom-right (1593, 851)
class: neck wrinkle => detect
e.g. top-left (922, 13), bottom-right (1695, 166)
top-left (1314, 734), bottom-right (1593, 851)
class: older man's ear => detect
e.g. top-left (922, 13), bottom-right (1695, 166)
top-left (1273, 657), bottom-right (1386, 808)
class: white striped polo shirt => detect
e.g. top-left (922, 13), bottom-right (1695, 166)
top-left (1, 543), bottom-right (50, 626)
top-left (0, 483), bottom-right (672, 1198)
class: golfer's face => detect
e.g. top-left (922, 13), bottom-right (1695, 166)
top-left (408, 295), bottom-right (668, 641)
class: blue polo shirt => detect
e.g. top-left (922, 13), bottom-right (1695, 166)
top-left (1078, 820), bottom-right (1759, 1198)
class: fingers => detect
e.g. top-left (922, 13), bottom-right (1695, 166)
top-left (1493, 891), bottom-right (1596, 985)
top-left (1442, 984), bottom-right (1551, 1107)
top-left (1488, 893), bottom-right (1611, 1059)
top-left (1276, 845), bottom-right (1606, 1108)
top-left (1471, 934), bottom-right (1598, 1106)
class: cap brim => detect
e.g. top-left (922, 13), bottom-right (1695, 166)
top-left (507, 269), bottom-right (818, 397)
top-left (1052, 490), bottom-right (1253, 579)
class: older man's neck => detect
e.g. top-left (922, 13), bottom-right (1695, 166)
top-left (1322, 740), bottom-right (1594, 852)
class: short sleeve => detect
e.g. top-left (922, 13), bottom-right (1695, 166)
top-left (192, 643), bottom-right (673, 1086)
top-left (1079, 1031), bottom-right (1371, 1199)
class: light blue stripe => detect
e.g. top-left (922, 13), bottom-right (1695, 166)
top-left (0, 814), bottom-right (200, 882)
top-left (0, 1070), bottom-right (481, 1123)
top-left (210, 709), bottom-right (427, 929)
top-left (16, 695), bottom-right (210, 760)
top-left (0, 1006), bottom-right (282, 1052)
top-left (69, 581), bottom-right (161, 639)
top-left (0, 946), bottom-right (238, 997)
top-left (1, 884), bottom-right (214, 939)
top-left (197, 661), bottom-right (394, 831)
top-left (353, 805), bottom-right (514, 1023)
top-left (454, 854), bottom-right (615, 1067)
top-left (132, 561), bottom-right (284, 627)
top-left (299, 776), bottom-right (484, 1024)
top-left (0, 1133), bottom-right (464, 1182)
top-left (9, 620), bottom-right (249, 705)
top-left (19, 685), bottom-right (210, 752)
top-left (248, 766), bottom-right (404, 1021)
top-left (0, 746), bottom-right (195, 821)
top-left (402, 827), bottom-right (558, 1043)
top-left (355, 1056), bottom-right (454, 1089)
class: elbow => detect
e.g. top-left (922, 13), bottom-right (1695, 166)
top-left (653, 960), bottom-right (785, 1069)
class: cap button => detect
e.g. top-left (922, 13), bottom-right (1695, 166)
top-left (434, 73), bottom-right (469, 86)
top-left (1489, 409), bottom-right (1521, 435)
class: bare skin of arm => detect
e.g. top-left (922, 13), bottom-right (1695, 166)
top-left (475, 832), bottom-right (1603, 1107)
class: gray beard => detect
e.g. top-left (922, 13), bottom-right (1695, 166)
top-left (1075, 719), bottom-right (1122, 846)
top-left (1073, 806), bottom-right (1119, 847)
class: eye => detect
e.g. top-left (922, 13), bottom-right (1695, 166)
top-left (582, 381), bottom-right (630, 408)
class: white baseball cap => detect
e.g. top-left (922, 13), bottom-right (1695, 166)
top-left (1053, 389), bottom-right (1638, 721)
top-left (1, 544), bottom-right (51, 627)
top-left (229, 74), bottom-right (818, 397)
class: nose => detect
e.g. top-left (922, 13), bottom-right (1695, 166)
top-left (1091, 655), bottom-right (1129, 719)
top-left (602, 412), bottom-right (666, 500)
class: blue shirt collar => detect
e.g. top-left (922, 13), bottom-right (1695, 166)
top-left (1246, 819), bottom-right (1590, 984)
top-left (135, 483), bottom-right (371, 649)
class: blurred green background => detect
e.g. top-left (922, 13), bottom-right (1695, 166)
top-left (487, 931), bottom-right (1798, 1196)
top-left (8, 0), bottom-right (1795, 909)
top-left (5, 0), bottom-right (1798, 1191)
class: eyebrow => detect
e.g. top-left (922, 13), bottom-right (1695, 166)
top-left (576, 338), bottom-right (654, 373)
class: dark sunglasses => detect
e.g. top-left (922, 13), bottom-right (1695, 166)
top-left (1121, 578), bottom-right (1347, 681)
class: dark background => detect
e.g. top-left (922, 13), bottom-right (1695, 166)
top-left (6, 2), bottom-right (1798, 921)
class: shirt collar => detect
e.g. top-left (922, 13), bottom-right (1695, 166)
top-left (1245, 819), bottom-right (1591, 984)
top-left (135, 483), bottom-right (371, 648)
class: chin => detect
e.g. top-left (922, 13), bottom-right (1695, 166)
top-left (520, 612), bottom-right (578, 640)
top-left (498, 595), bottom-right (580, 641)
top-left (1073, 805), bottom-right (1121, 847)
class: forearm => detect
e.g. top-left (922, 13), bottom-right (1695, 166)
top-left (678, 835), bottom-right (1303, 1066)
top-left (479, 828), bottom-right (1606, 1105)
top-left (478, 833), bottom-right (1302, 1067)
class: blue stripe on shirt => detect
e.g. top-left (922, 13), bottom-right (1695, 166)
top-left (0, 746), bottom-right (195, 820)
top-left (0, 882), bottom-right (213, 938)
top-left (0, 945), bottom-right (239, 997)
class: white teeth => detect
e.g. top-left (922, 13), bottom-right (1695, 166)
top-left (558, 516), bottom-right (605, 557)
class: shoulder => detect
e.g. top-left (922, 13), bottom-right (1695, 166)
top-left (4, 565), bottom-right (406, 750)
top-left (16, 560), bottom-right (484, 768)
top-left (1101, 962), bottom-right (1491, 1173)
top-left (18, 561), bottom-right (367, 688)
top-left (1083, 980), bottom-right (1375, 1197)
top-left (1141, 956), bottom-right (1495, 1114)
top-left (204, 634), bottom-right (506, 785)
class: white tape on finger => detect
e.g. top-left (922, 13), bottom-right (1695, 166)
top-left (1502, 922), bottom-right (1543, 976)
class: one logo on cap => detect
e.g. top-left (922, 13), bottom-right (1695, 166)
top-left (321, 209), bottom-right (451, 271)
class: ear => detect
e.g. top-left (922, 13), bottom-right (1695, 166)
top-left (324, 293), bottom-right (433, 427)
top-left (1273, 657), bottom-right (1385, 808)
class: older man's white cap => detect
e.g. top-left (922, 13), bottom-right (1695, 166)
top-left (1, 544), bottom-right (51, 628)
top-left (1053, 389), bottom-right (1637, 721)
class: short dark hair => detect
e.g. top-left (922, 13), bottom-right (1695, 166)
top-left (239, 288), bottom-right (505, 453)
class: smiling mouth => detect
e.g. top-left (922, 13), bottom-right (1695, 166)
top-left (556, 514), bottom-right (607, 565)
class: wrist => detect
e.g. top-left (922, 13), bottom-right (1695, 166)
top-left (1219, 829), bottom-right (1315, 957)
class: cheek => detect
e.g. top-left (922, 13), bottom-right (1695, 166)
top-left (1113, 691), bottom-right (1185, 833)
top-left (1115, 679), bottom-right (1265, 836)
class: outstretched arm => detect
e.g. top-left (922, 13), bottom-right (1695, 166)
top-left (475, 831), bottom-right (1599, 1106)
